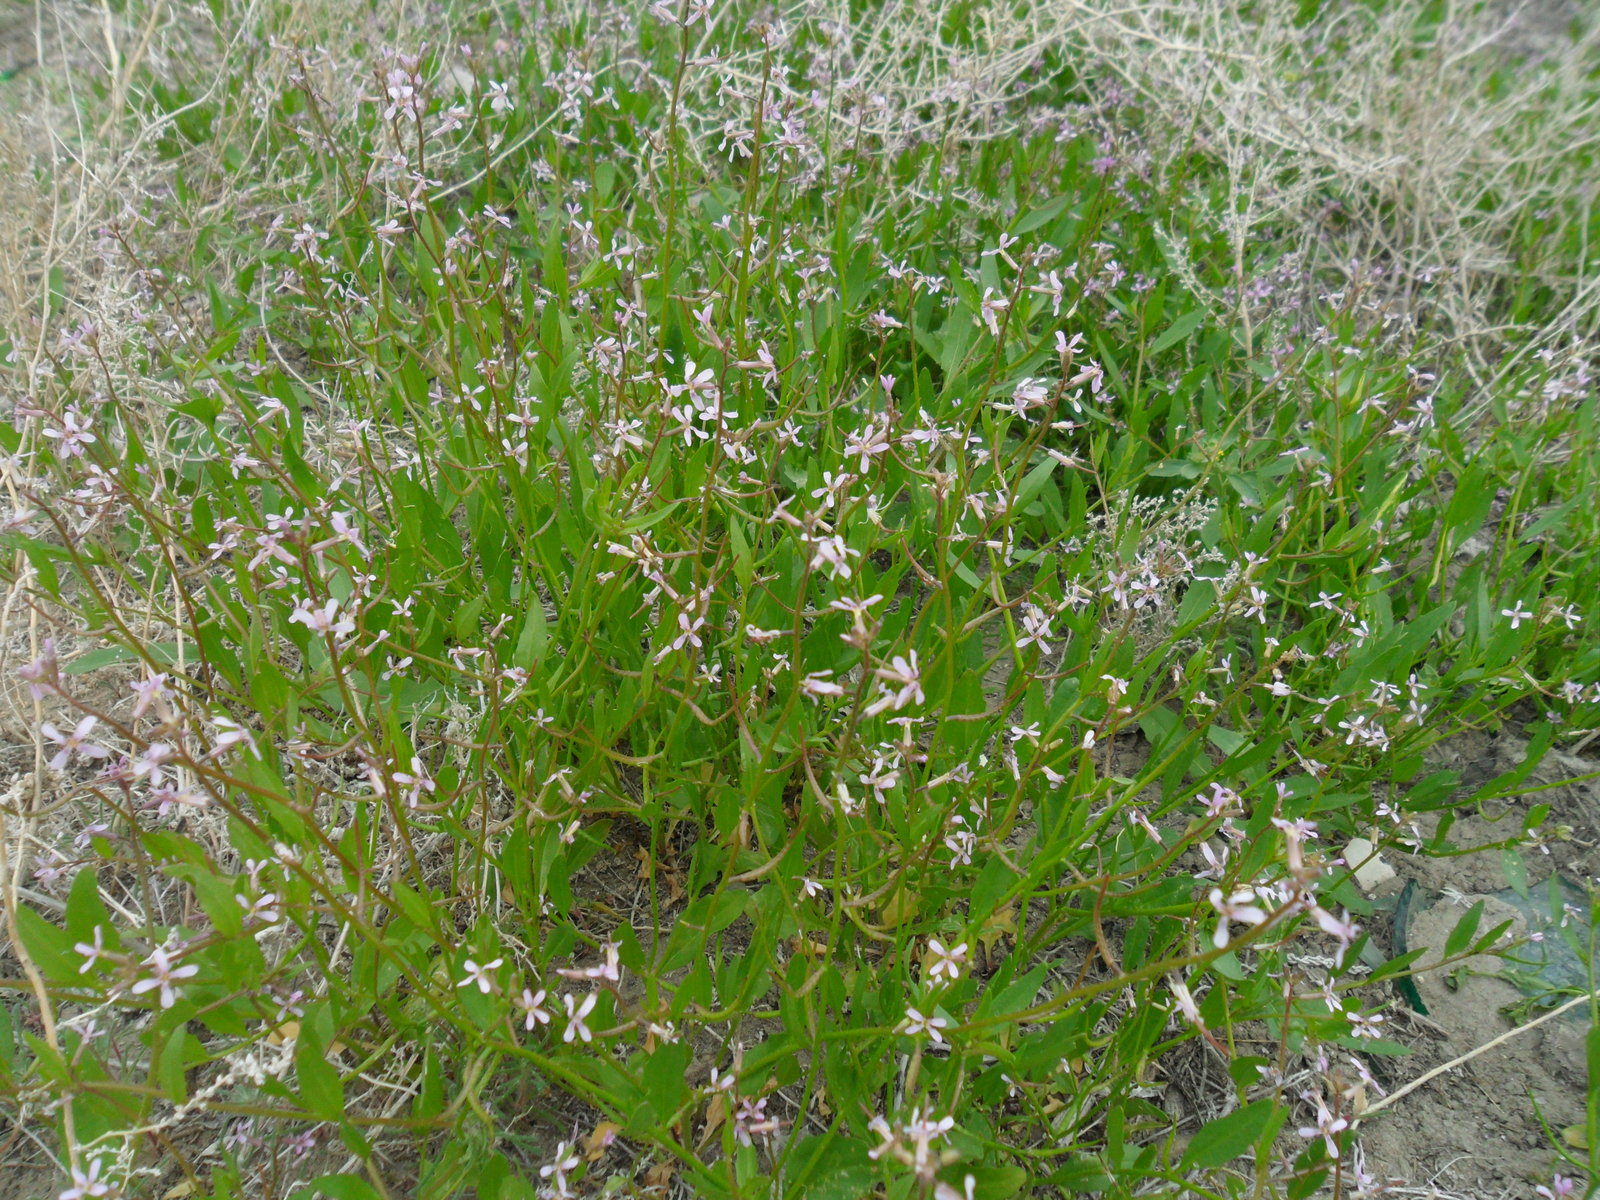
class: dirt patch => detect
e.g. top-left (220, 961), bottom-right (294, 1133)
top-left (0, 1161), bottom-right (55, 1200)
top-left (1348, 724), bottom-right (1597, 1197)
top-left (1359, 893), bottom-right (1589, 1196)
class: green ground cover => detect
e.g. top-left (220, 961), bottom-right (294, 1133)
top-left (1, 1), bottom-right (1597, 1197)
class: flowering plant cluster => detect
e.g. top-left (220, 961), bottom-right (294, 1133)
top-left (1, 3), bottom-right (1597, 1199)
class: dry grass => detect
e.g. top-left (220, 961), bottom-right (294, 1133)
top-left (796, 0), bottom-right (1598, 387)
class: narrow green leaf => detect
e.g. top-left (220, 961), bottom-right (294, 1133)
top-left (296, 1024), bottom-right (345, 1122)
top-left (1442, 901), bottom-right (1485, 960)
top-left (1150, 309), bottom-right (1206, 355)
top-left (513, 600), bottom-right (548, 670)
top-left (158, 1028), bottom-right (193, 1102)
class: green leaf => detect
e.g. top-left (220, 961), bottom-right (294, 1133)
top-left (309, 1175), bottom-right (382, 1200)
top-left (513, 599), bottom-right (548, 670)
top-left (296, 1023), bottom-right (345, 1122)
top-left (959, 1164), bottom-right (1028, 1198)
top-left (1014, 457), bottom-right (1058, 513)
top-left (1585, 1022), bottom-right (1598, 1158)
top-left (1442, 901), bottom-right (1485, 959)
top-left (64, 869), bottom-right (112, 942)
top-left (729, 514), bottom-right (753, 593)
top-left (1012, 194), bottom-right (1073, 235)
top-left (642, 1041), bottom-right (691, 1122)
top-left (1181, 1098), bottom-right (1284, 1169)
top-left (14, 905), bottom-right (77, 981)
top-left (1146, 458), bottom-right (1201, 479)
top-left (983, 964), bottom-right (1048, 1019)
top-left (452, 594), bottom-right (487, 643)
top-left (157, 1027), bottom-right (196, 1102)
top-left (1205, 725), bottom-right (1246, 757)
top-left (1501, 847), bottom-right (1529, 900)
top-left (1150, 309), bottom-right (1206, 355)
top-left (1041, 1157), bottom-right (1112, 1192)
top-left (786, 1133), bottom-right (875, 1200)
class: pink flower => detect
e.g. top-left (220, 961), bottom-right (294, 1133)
top-left (74, 926), bottom-right (111, 973)
top-left (130, 947), bottom-right (198, 1009)
top-left (1535, 1173), bottom-right (1576, 1200)
top-left (289, 596), bottom-right (355, 639)
top-left (16, 639), bottom-right (60, 699)
top-left (1296, 1091), bottom-right (1350, 1159)
top-left (1309, 905), bottom-right (1360, 966)
top-left (899, 1005), bottom-right (950, 1044)
top-left (59, 1158), bottom-right (113, 1200)
top-left (41, 717), bottom-right (110, 772)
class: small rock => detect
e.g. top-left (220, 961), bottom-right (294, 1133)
top-left (1342, 837), bottom-right (1397, 892)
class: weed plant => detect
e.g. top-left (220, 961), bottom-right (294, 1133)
top-left (1, 2), bottom-right (1598, 1198)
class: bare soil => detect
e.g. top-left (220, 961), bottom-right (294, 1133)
top-left (1350, 724), bottom-right (1598, 1198)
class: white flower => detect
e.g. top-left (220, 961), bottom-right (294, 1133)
top-left (806, 533), bottom-right (860, 581)
top-left (865, 652), bottom-right (923, 716)
top-left (978, 287), bottom-right (1010, 336)
top-left (1296, 1091), bottom-right (1351, 1159)
top-left (1501, 602), bottom-right (1534, 629)
top-left (800, 671), bottom-right (845, 701)
top-left (1209, 887), bottom-right (1268, 949)
top-left (486, 80), bottom-right (514, 113)
top-left (899, 1005), bottom-right (950, 1045)
top-left (563, 991), bottom-right (598, 1043)
top-left (517, 986), bottom-right (551, 1030)
top-left (211, 713), bottom-right (260, 759)
top-left (538, 1140), bottom-right (581, 1193)
top-left (457, 957), bottom-right (504, 994)
top-left (925, 940), bottom-right (968, 984)
top-left (1168, 977), bottom-right (1206, 1030)
top-left (130, 946), bottom-right (199, 1009)
top-left (43, 408), bottom-right (97, 457)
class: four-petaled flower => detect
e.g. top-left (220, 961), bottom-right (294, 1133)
top-left (74, 925), bottom-right (111, 973)
top-left (539, 1140), bottom-right (581, 1193)
top-left (517, 986), bottom-right (552, 1030)
top-left (458, 957), bottom-right (504, 994)
top-left (41, 716), bottom-right (110, 772)
top-left (899, 1005), bottom-right (950, 1045)
top-left (289, 596), bottom-right (356, 638)
top-left (59, 1158), bottom-right (113, 1200)
top-left (1209, 887), bottom-right (1269, 949)
top-left (925, 940), bottom-right (968, 984)
top-left (1295, 1090), bottom-right (1350, 1159)
top-left (865, 652), bottom-right (924, 716)
top-left (1501, 602), bottom-right (1534, 629)
top-left (130, 946), bottom-right (198, 1009)
top-left (563, 991), bottom-right (598, 1043)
